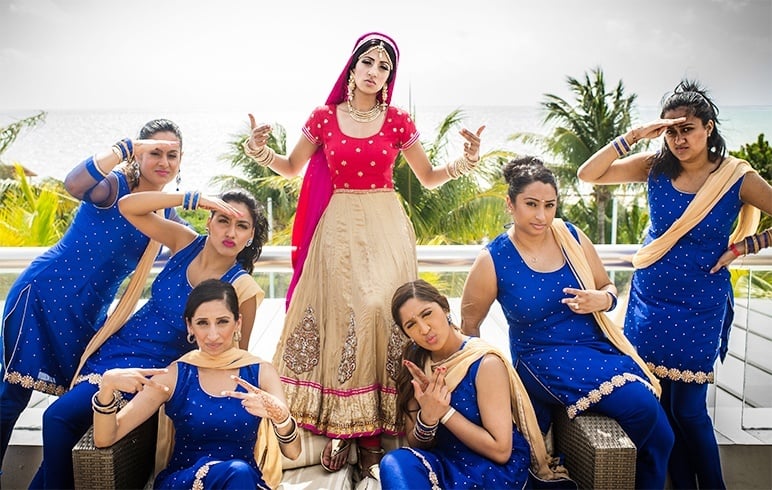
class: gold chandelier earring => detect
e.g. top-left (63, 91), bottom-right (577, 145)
top-left (381, 84), bottom-right (388, 110)
top-left (347, 73), bottom-right (356, 102)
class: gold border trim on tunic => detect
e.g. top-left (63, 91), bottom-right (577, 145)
top-left (566, 372), bottom-right (656, 419)
top-left (646, 362), bottom-right (714, 384)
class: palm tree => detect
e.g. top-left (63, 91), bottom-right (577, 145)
top-left (0, 111), bottom-right (46, 161)
top-left (211, 123), bottom-right (300, 244)
top-left (393, 109), bottom-right (512, 244)
top-left (511, 67), bottom-right (639, 243)
top-left (216, 110), bottom-right (513, 246)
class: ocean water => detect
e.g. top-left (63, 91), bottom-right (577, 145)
top-left (2, 105), bottom-right (770, 192)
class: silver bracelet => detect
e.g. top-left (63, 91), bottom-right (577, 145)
top-left (439, 407), bottom-right (456, 425)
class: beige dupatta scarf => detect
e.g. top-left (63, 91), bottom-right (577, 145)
top-left (154, 348), bottom-right (283, 489)
top-left (551, 219), bottom-right (661, 395)
top-left (71, 239), bottom-right (161, 385)
top-left (423, 337), bottom-right (570, 482)
top-left (632, 156), bottom-right (760, 269)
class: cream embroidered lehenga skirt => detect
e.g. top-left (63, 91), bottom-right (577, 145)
top-left (273, 190), bottom-right (416, 438)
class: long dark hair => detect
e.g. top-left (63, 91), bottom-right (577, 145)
top-left (391, 279), bottom-right (452, 426)
top-left (218, 189), bottom-right (268, 274)
top-left (183, 279), bottom-right (239, 324)
top-left (650, 79), bottom-right (726, 179)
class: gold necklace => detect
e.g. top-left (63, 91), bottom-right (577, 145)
top-left (512, 234), bottom-right (540, 263)
top-left (346, 98), bottom-right (383, 123)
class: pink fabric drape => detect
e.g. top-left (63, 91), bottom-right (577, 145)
top-left (286, 32), bottom-right (400, 309)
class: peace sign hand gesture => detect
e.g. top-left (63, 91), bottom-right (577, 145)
top-left (222, 375), bottom-right (289, 424)
top-left (412, 366), bottom-right (451, 425)
top-left (100, 368), bottom-right (170, 395)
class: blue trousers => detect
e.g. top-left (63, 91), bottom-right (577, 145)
top-left (380, 448), bottom-right (444, 490)
top-left (157, 459), bottom-right (267, 489)
top-left (518, 366), bottom-right (674, 490)
top-left (0, 378), bottom-right (32, 467)
top-left (660, 379), bottom-right (725, 489)
top-left (28, 381), bottom-right (97, 489)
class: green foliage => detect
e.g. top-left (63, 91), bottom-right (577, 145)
top-left (0, 164), bottom-right (77, 245)
top-left (0, 111), bottom-right (46, 158)
top-left (510, 68), bottom-right (644, 243)
top-left (212, 123), bottom-right (299, 244)
top-left (730, 133), bottom-right (771, 230)
top-left (731, 270), bottom-right (772, 299)
top-left (177, 209), bottom-right (211, 234)
top-left (392, 109), bottom-right (512, 244)
top-left (217, 109), bottom-right (513, 246)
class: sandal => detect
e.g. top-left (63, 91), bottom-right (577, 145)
top-left (320, 438), bottom-right (351, 473)
top-left (357, 445), bottom-right (385, 481)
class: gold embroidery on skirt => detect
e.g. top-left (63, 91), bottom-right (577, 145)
top-left (284, 305), bottom-right (320, 374)
top-left (338, 309), bottom-right (358, 384)
top-left (386, 321), bottom-right (408, 381)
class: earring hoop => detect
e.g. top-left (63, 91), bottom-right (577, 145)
top-left (187, 333), bottom-right (196, 344)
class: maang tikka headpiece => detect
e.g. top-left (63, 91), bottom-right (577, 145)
top-left (358, 41), bottom-right (393, 69)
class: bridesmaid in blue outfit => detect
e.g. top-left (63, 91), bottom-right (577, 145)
top-left (578, 80), bottom-right (772, 489)
top-left (29, 188), bottom-right (268, 489)
top-left (381, 279), bottom-right (568, 490)
top-left (462, 157), bottom-right (674, 489)
top-left (0, 119), bottom-right (183, 465)
top-left (92, 280), bottom-right (300, 490)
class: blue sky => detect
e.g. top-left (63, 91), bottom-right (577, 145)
top-left (0, 0), bottom-right (770, 112)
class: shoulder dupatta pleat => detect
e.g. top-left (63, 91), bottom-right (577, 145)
top-left (632, 157), bottom-right (759, 270)
top-left (154, 348), bottom-right (283, 489)
top-left (424, 337), bottom-right (570, 482)
top-left (70, 239), bottom-right (161, 386)
top-left (551, 219), bottom-right (661, 396)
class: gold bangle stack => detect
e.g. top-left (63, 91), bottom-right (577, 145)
top-left (242, 140), bottom-right (275, 167)
top-left (445, 155), bottom-right (479, 180)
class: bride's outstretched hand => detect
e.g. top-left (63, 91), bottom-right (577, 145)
top-left (247, 114), bottom-right (272, 150)
top-left (460, 125), bottom-right (486, 162)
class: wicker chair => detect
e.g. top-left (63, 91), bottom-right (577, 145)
top-left (552, 409), bottom-right (637, 490)
top-left (72, 412), bottom-right (158, 490)
top-left (72, 410), bottom-right (636, 490)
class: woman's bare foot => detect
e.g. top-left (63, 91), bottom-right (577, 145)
top-left (320, 438), bottom-right (351, 472)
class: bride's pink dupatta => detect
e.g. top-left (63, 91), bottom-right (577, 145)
top-left (286, 32), bottom-right (400, 309)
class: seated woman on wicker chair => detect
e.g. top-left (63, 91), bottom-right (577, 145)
top-left (30, 189), bottom-right (267, 489)
top-left (461, 156), bottom-right (674, 489)
top-left (93, 279), bottom-right (301, 489)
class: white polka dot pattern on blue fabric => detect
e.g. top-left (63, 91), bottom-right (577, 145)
top-left (154, 362), bottom-right (266, 488)
top-left (488, 223), bottom-right (651, 416)
top-left (625, 174), bottom-right (745, 382)
top-left (2, 172), bottom-right (154, 394)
